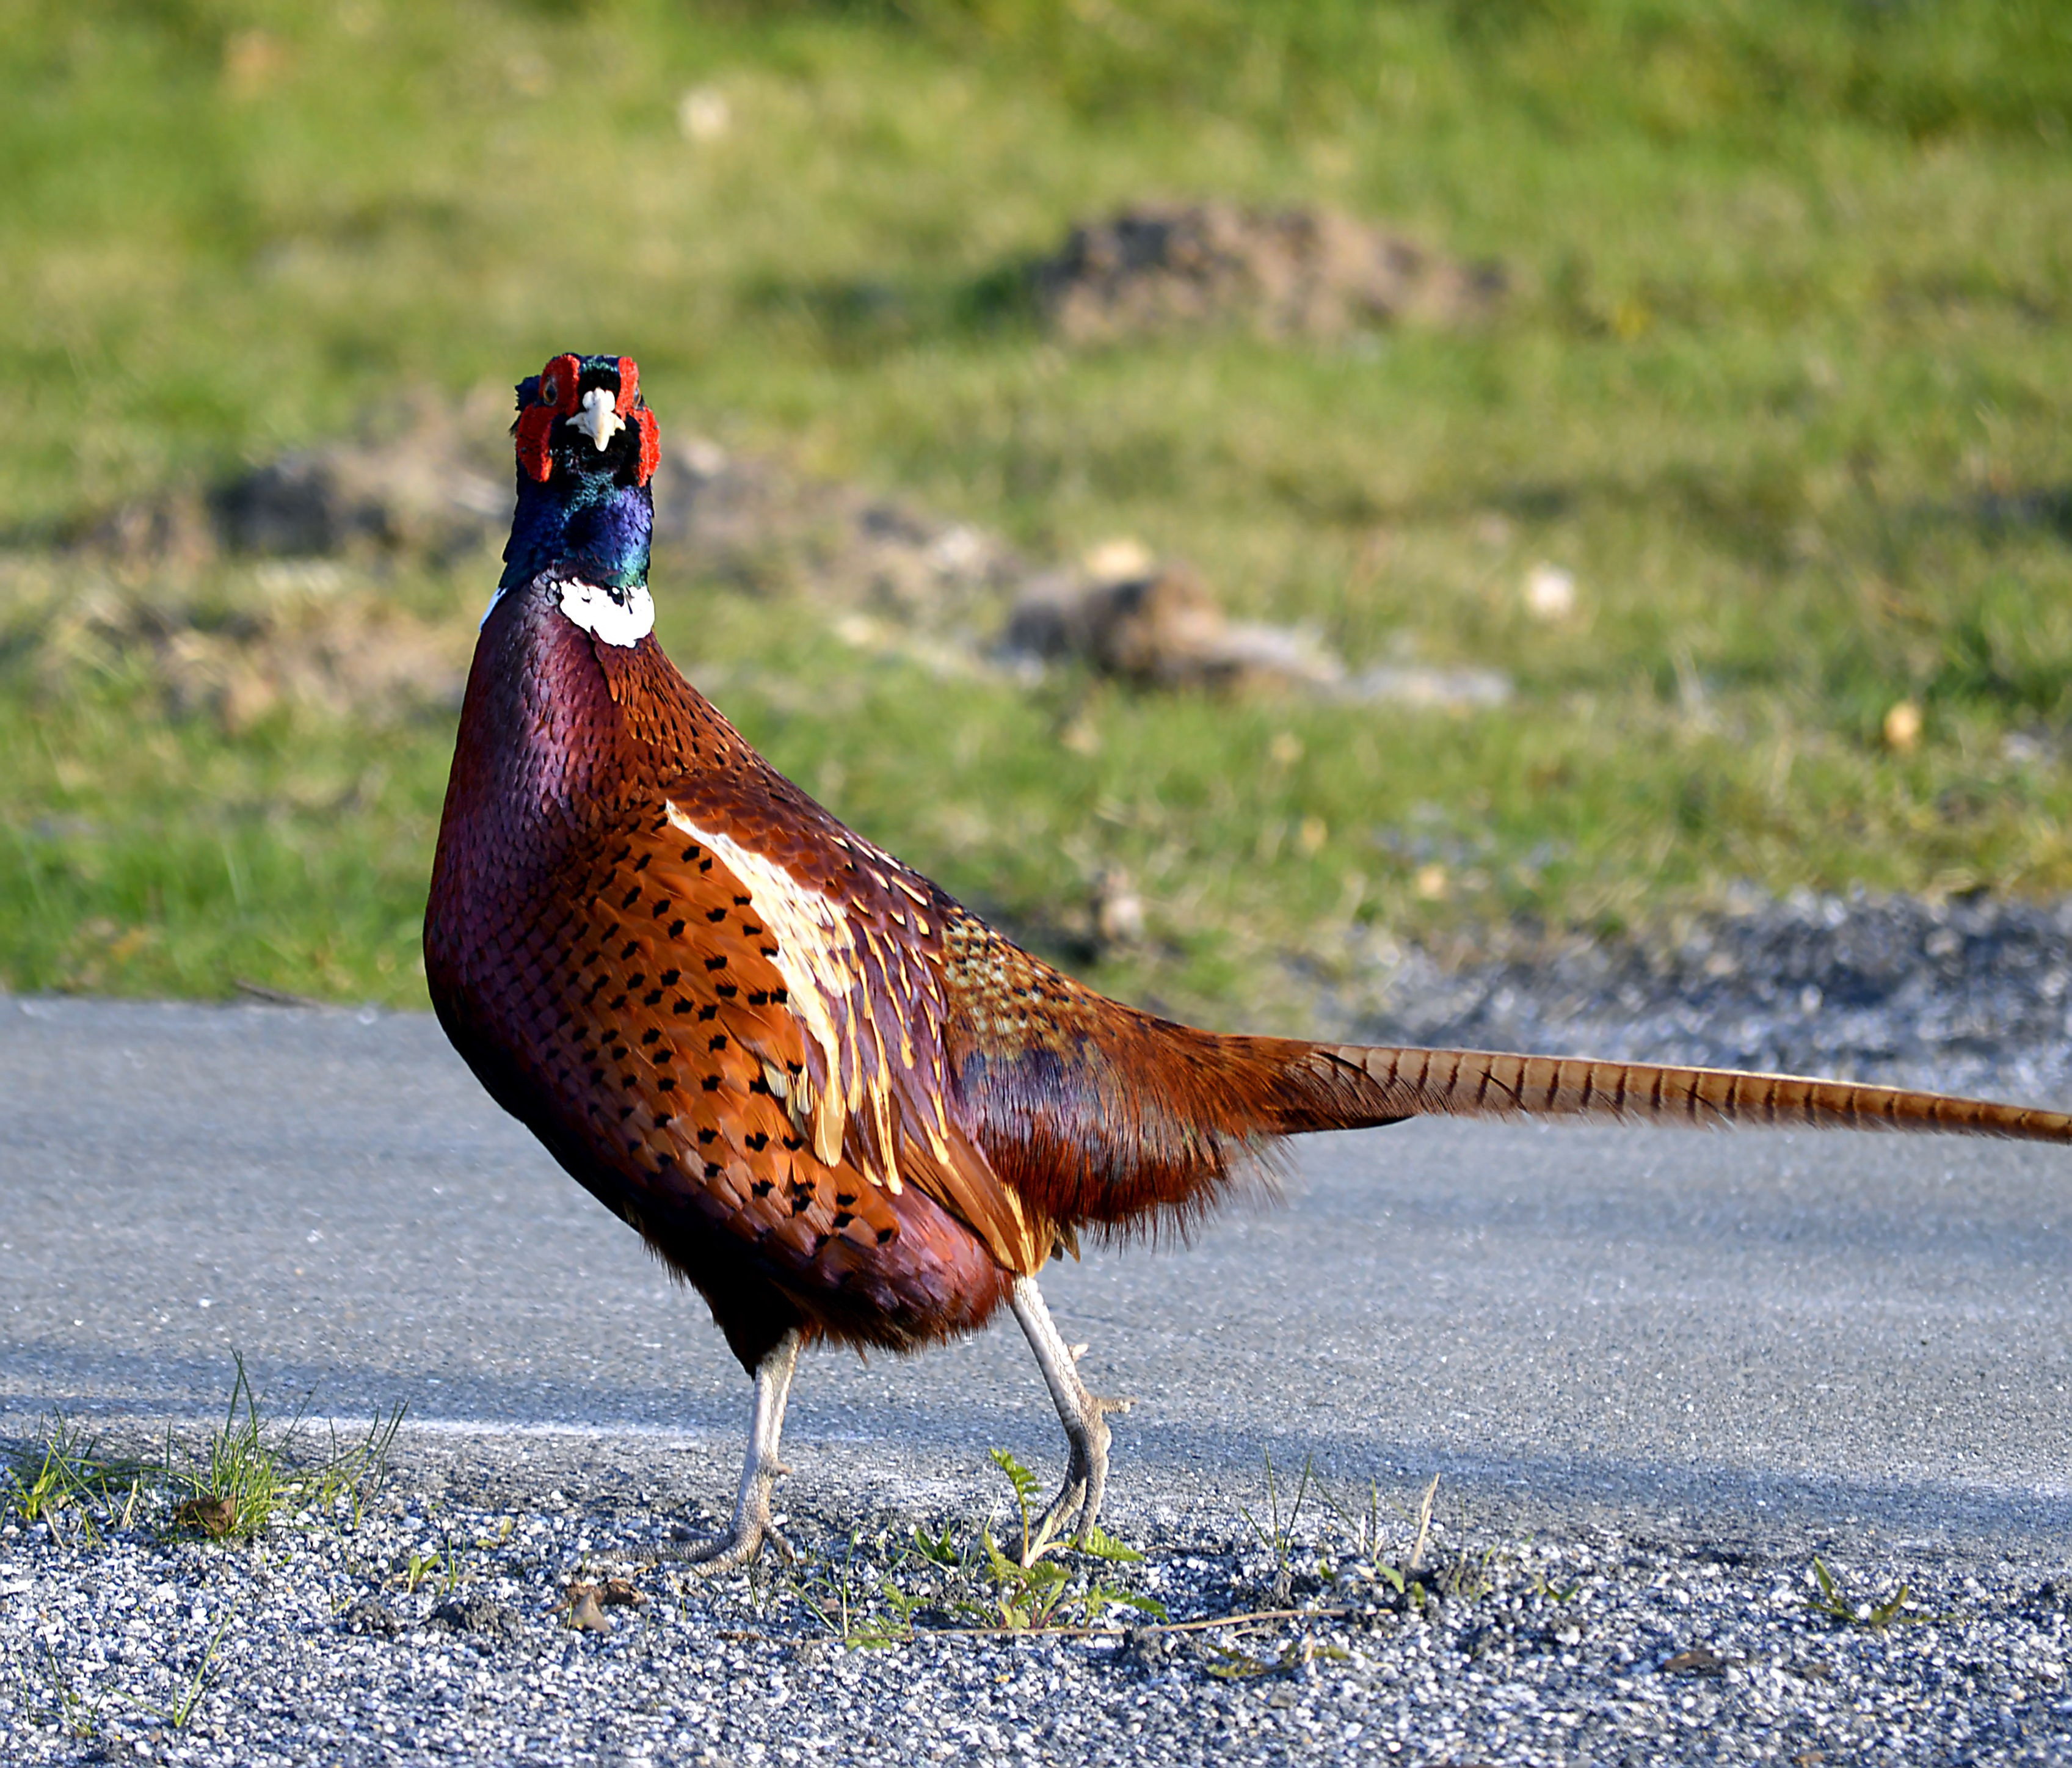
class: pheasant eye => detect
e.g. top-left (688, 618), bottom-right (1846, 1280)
top-left (539, 374), bottom-right (559, 407)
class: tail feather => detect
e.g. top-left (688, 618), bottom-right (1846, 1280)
top-left (1285, 1044), bottom-right (2072, 1144)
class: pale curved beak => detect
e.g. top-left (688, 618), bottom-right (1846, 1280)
top-left (573, 387), bottom-right (625, 451)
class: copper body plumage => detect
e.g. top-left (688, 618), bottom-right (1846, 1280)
top-left (427, 353), bottom-right (2072, 1570)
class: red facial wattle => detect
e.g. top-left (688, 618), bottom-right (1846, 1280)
top-left (634, 407), bottom-right (660, 485)
top-left (515, 352), bottom-right (658, 487)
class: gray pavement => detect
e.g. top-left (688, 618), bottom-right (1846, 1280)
top-left (4, 994), bottom-right (2070, 1556)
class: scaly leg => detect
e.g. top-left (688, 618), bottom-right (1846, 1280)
top-left (1009, 1274), bottom-right (1132, 1563)
top-left (673, 1330), bottom-right (802, 1575)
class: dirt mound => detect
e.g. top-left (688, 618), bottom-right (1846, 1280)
top-left (209, 424), bottom-right (507, 563)
top-left (79, 393), bottom-right (512, 576)
top-left (1033, 201), bottom-right (1505, 343)
top-left (27, 576), bottom-right (470, 732)
top-left (1001, 545), bottom-right (1508, 708)
top-left (75, 403), bottom-right (1023, 631)
top-left (1003, 556), bottom-right (1340, 693)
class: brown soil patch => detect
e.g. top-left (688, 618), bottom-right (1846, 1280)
top-left (1032, 201), bottom-right (1505, 344)
top-left (1002, 558), bottom-right (1339, 694)
top-left (28, 577), bottom-right (471, 732)
top-left (80, 391), bottom-right (514, 577)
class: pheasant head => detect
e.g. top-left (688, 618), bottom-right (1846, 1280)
top-left (495, 352), bottom-right (661, 639)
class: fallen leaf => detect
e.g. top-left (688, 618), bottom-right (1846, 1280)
top-left (175, 1496), bottom-right (238, 1538)
top-left (567, 1590), bottom-right (613, 1634)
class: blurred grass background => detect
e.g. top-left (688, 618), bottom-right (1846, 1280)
top-left (4, 0), bottom-right (2071, 1023)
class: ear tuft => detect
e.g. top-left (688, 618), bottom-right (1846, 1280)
top-left (615, 356), bottom-right (641, 418)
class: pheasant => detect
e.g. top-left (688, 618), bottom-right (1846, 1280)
top-left (426, 352), bottom-right (2072, 1571)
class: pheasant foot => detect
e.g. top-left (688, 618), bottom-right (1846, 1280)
top-left (1009, 1275), bottom-right (1132, 1565)
top-left (663, 1331), bottom-right (801, 1576)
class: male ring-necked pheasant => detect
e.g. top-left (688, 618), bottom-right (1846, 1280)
top-left (426, 353), bottom-right (2072, 1570)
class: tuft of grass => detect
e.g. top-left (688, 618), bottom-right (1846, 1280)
top-left (788, 1530), bottom-right (917, 1649)
top-left (1240, 1460), bottom-right (1491, 1612)
top-left (170, 1354), bottom-right (286, 1541)
top-left (4, 1356), bottom-right (405, 1547)
top-left (4, 1415), bottom-right (141, 1551)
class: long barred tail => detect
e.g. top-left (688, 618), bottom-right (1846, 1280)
top-left (1284, 1044), bottom-right (2072, 1144)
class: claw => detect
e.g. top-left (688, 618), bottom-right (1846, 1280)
top-left (666, 1518), bottom-right (778, 1575)
top-left (671, 1331), bottom-right (802, 1577)
top-left (1009, 1276), bottom-right (1132, 1562)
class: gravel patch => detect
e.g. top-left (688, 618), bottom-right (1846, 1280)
top-left (1347, 887), bottom-right (2072, 1105)
top-left (3, 1430), bottom-right (2069, 1766)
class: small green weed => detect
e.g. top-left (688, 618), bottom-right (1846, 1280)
top-left (988, 1443), bottom-right (1143, 1570)
top-left (14, 1637), bottom-right (114, 1740)
top-left (790, 1531), bottom-right (914, 1649)
top-left (973, 1449), bottom-right (1163, 1630)
top-left (129, 1615), bottom-right (232, 1733)
top-left (1805, 1556), bottom-right (1923, 1629)
top-left (397, 1532), bottom-right (462, 1598)
top-left (1205, 1636), bottom-right (1353, 1681)
top-left (784, 1452), bottom-right (1165, 1643)
top-left (1237, 1450), bottom-right (1317, 1579)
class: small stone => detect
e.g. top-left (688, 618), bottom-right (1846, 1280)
top-left (678, 87), bottom-right (732, 142)
top-left (1883, 699), bottom-right (1922, 752)
top-left (1084, 537), bottom-right (1156, 584)
top-left (1523, 563), bottom-right (1577, 621)
top-left (1092, 869), bottom-right (1146, 948)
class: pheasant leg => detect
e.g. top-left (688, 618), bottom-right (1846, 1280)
top-left (672, 1330), bottom-right (802, 1575)
top-left (1009, 1275), bottom-right (1131, 1563)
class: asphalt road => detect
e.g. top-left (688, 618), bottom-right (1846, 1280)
top-left (4, 995), bottom-right (2069, 1557)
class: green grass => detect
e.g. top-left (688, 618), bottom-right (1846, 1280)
top-left (5, 1362), bottom-right (404, 1552)
top-left (5, 1), bottom-right (2072, 1022)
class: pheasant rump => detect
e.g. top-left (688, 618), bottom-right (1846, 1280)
top-left (426, 352), bottom-right (2072, 1570)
